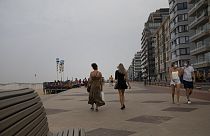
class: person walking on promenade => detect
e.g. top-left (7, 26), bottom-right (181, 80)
top-left (114, 63), bottom-right (131, 110)
top-left (88, 63), bottom-right (105, 111)
top-left (169, 63), bottom-right (182, 104)
top-left (182, 61), bottom-right (195, 104)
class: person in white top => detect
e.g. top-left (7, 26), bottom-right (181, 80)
top-left (182, 61), bottom-right (195, 104)
top-left (169, 63), bottom-right (182, 104)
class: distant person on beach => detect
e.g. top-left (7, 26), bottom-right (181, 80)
top-left (88, 63), bottom-right (105, 111)
top-left (169, 63), bottom-right (182, 104)
top-left (182, 61), bottom-right (195, 104)
top-left (114, 63), bottom-right (131, 110)
top-left (109, 75), bottom-right (114, 86)
top-left (83, 78), bottom-right (88, 87)
top-left (142, 72), bottom-right (147, 85)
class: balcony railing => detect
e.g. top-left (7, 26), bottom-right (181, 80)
top-left (190, 43), bottom-right (210, 55)
top-left (189, 12), bottom-right (208, 29)
top-left (193, 59), bottom-right (210, 68)
top-left (190, 26), bottom-right (210, 42)
top-left (188, 0), bottom-right (196, 4)
top-left (189, 0), bottom-right (206, 16)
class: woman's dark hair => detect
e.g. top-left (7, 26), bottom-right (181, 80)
top-left (171, 62), bottom-right (175, 67)
top-left (91, 63), bottom-right (98, 70)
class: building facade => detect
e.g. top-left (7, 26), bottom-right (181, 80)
top-left (141, 8), bottom-right (169, 82)
top-left (168, 0), bottom-right (194, 66)
top-left (188, 0), bottom-right (210, 82)
top-left (128, 59), bottom-right (134, 81)
top-left (155, 16), bottom-right (171, 81)
top-left (134, 51), bottom-right (142, 81)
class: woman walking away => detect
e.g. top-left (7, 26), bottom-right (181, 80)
top-left (114, 63), bottom-right (131, 110)
top-left (169, 63), bottom-right (182, 104)
top-left (88, 63), bottom-right (105, 112)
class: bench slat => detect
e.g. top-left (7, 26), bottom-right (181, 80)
top-left (79, 129), bottom-right (86, 136)
top-left (0, 92), bottom-right (38, 109)
top-left (69, 129), bottom-right (74, 136)
top-left (73, 128), bottom-right (79, 136)
top-left (0, 107), bottom-right (45, 136)
top-left (15, 111), bottom-right (47, 136)
top-left (0, 88), bottom-right (34, 100)
top-left (35, 121), bottom-right (49, 136)
top-left (0, 102), bottom-right (42, 132)
top-left (0, 96), bottom-right (40, 120)
top-left (63, 129), bottom-right (69, 136)
top-left (27, 117), bottom-right (48, 136)
top-left (42, 125), bottom-right (50, 136)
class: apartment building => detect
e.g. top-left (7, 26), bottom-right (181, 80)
top-left (188, 0), bottom-right (210, 81)
top-left (141, 8), bottom-right (169, 82)
top-left (155, 16), bottom-right (171, 81)
top-left (168, 0), bottom-right (194, 66)
top-left (134, 51), bottom-right (142, 81)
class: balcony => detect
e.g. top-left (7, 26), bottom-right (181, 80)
top-left (188, 0), bottom-right (207, 17)
top-left (190, 28), bottom-right (210, 42)
top-left (190, 43), bottom-right (210, 55)
top-left (193, 59), bottom-right (210, 69)
top-left (188, 0), bottom-right (196, 4)
top-left (189, 12), bottom-right (209, 29)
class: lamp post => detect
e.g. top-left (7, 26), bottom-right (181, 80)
top-left (60, 60), bottom-right (64, 81)
top-left (56, 58), bottom-right (60, 81)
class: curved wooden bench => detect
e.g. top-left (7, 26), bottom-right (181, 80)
top-left (0, 88), bottom-right (85, 136)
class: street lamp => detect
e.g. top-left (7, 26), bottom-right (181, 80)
top-left (60, 60), bottom-right (64, 81)
top-left (56, 58), bottom-right (60, 81)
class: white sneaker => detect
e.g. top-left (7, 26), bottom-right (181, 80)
top-left (187, 100), bottom-right (191, 104)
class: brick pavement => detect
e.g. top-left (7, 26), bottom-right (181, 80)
top-left (42, 82), bottom-right (210, 136)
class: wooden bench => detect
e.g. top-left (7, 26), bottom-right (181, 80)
top-left (0, 88), bottom-right (85, 136)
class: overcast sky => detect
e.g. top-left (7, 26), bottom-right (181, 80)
top-left (0, 0), bottom-right (168, 83)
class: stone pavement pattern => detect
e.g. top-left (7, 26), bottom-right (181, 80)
top-left (41, 83), bottom-right (210, 136)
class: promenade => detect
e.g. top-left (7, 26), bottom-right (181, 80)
top-left (41, 82), bottom-right (210, 136)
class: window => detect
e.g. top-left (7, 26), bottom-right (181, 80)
top-left (178, 14), bottom-right (188, 21)
top-left (174, 36), bottom-right (189, 45)
top-left (177, 2), bottom-right (187, 10)
top-left (180, 48), bottom-right (186, 55)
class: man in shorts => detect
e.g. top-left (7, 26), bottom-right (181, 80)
top-left (182, 61), bottom-right (195, 104)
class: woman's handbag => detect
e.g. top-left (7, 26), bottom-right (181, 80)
top-left (114, 82), bottom-right (118, 89)
top-left (87, 85), bottom-right (91, 92)
top-left (101, 91), bottom-right (105, 101)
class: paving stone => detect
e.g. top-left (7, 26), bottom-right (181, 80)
top-left (162, 107), bottom-right (197, 112)
top-left (142, 100), bottom-right (166, 103)
top-left (107, 100), bottom-right (120, 102)
top-left (62, 94), bottom-right (88, 96)
top-left (87, 128), bottom-right (136, 136)
top-left (45, 108), bottom-right (71, 115)
top-left (79, 99), bottom-right (88, 101)
top-left (57, 98), bottom-right (73, 100)
top-left (127, 115), bottom-right (174, 124)
top-left (190, 101), bottom-right (210, 105)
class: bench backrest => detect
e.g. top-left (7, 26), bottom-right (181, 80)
top-left (0, 88), bottom-right (49, 136)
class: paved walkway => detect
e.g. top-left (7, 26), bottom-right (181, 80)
top-left (42, 82), bottom-right (210, 136)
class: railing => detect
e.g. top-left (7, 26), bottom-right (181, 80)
top-left (189, 0), bottom-right (206, 15)
top-left (191, 43), bottom-right (210, 53)
top-left (190, 26), bottom-right (210, 41)
top-left (193, 59), bottom-right (210, 66)
top-left (189, 11), bottom-right (206, 27)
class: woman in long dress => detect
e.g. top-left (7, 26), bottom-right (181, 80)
top-left (88, 63), bottom-right (105, 111)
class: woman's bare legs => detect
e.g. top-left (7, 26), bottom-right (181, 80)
top-left (118, 90), bottom-right (123, 107)
top-left (176, 84), bottom-right (181, 104)
top-left (118, 90), bottom-right (125, 110)
top-left (171, 85), bottom-right (175, 104)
